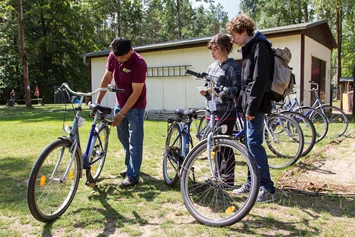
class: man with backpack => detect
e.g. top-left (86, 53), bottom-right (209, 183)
top-left (226, 14), bottom-right (276, 202)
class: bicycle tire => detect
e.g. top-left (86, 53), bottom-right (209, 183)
top-left (280, 111), bottom-right (316, 157)
top-left (191, 110), bottom-right (206, 142)
top-left (265, 114), bottom-right (304, 169)
top-left (180, 136), bottom-right (259, 226)
top-left (163, 122), bottom-right (182, 187)
top-left (317, 105), bottom-right (348, 138)
top-left (90, 125), bottom-right (109, 181)
top-left (296, 106), bottom-right (329, 143)
top-left (27, 139), bottom-right (81, 222)
top-left (196, 114), bottom-right (208, 141)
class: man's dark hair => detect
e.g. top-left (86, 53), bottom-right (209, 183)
top-left (110, 37), bottom-right (132, 56)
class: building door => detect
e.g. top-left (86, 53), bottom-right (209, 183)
top-left (311, 57), bottom-right (326, 105)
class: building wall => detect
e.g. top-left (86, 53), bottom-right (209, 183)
top-left (90, 34), bottom-right (331, 111)
top-left (304, 35), bottom-right (332, 105)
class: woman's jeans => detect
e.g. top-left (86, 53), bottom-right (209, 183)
top-left (245, 113), bottom-right (275, 192)
top-left (115, 105), bottom-right (145, 183)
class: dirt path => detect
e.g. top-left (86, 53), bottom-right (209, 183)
top-left (278, 129), bottom-right (355, 196)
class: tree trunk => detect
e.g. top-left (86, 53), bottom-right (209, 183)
top-left (18, 0), bottom-right (32, 108)
top-left (176, 0), bottom-right (182, 40)
top-left (336, 0), bottom-right (343, 107)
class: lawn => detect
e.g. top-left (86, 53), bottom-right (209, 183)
top-left (0, 104), bottom-right (354, 237)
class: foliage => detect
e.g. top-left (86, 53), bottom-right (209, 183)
top-left (241, 0), bottom-right (355, 80)
top-left (0, 0), bottom-right (228, 104)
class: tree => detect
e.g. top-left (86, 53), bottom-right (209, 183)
top-left (0, 0), bottom-right (21, 104)
top-left (18, 0), bottom-right (32, 107)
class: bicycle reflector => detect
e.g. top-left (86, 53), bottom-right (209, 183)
top-left (40, 176), bottom-right (46, 186)
top-left (225, 206), bottom-right (235, 214)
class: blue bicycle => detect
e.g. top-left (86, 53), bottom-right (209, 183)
top-left (163, 108), bottom-right (203, 187)
top-left (27, 83), bottom-right (123, 222)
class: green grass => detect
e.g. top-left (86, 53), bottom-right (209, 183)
top-left (0, 104), bottom-right (355, 236)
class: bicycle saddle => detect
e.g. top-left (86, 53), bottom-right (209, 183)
top-left (175, 109), bottom-right (197, 118)
top-left (89, 103), bottom-right (112, 115)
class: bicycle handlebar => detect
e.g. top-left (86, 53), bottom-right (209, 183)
top-left (55, 83), bottom-right (125, 97)
top-left (308, 81), bottom-right (319, 91)
top-left (185, 70), bottom-right (229, 97)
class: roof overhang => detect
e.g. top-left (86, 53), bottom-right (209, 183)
top-left (82, 20), bottom-right (337, 59)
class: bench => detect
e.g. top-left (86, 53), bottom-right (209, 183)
top-left (10, 98), bottom-right (43, 105)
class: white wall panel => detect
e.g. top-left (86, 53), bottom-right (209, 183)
top-left (90, 33), bottom-right (332, 111)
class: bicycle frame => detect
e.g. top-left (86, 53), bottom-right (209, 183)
top-left (56, 83), bottom-right (121, 183)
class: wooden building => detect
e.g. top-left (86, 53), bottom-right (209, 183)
top-left (82, 20), bottom-right (337, 111)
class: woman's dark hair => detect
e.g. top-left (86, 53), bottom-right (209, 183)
top-left (109, 37), bottom-right (132, 56)
top-left (207, 33), bottom-right (233, 54)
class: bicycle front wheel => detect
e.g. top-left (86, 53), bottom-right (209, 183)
top-left (317, 105), bottom-right (348, 138)
top-left (196, 114), bottom-right (208, 141)
top-left (265, 114), bottom-right (304, 169)
top-left (190, 109), bottom-right (206, 142)
top-left (90, 125), bottom-right (109, 181)
top-left (27, 139), bottom-right (81, 222)
top-left (163, 122), bottom-right (182, 187)
top-left (180, 137), bottom-right (259, 226)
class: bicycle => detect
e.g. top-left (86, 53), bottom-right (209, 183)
top-left (180, 69), bottom-right (260, 226)
top-left (163, 108), bottom-right (200, 187)
top-left (308, 81), bottom-right (348, 138)
top-left (277, 91), bottom-right (329, 143)
top-left (27, 83), bottom-right (123, 222)
top-left (197, 109), bottom-right (305, 169)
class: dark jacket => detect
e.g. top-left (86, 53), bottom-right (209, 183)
top-left (239, 31), bottom-right (274, 116)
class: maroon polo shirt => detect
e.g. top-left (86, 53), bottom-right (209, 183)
top-left (106, 51), bottom-right (147, 109)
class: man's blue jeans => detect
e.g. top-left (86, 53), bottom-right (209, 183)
top-left (115, 105), bottom-right (145, 183)
top-left (245, 112), bottom-right (275, 192)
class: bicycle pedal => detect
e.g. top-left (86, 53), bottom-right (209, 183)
top-left (85, 181), bottom-right (97, 188)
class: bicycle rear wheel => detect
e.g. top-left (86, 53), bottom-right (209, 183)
top-left (296, 106), bottom-right (328, 143)
top-left (163, 122), bottom-right (182, 187)
top-left (317, 105), bottom-right (348, 138)
top-left (265, 114), bottom-right (304, 169)
top-left (280, 111), bottom-right (316, 157)
top-left (89, 125), bottom-right (109, 181)
top-left (27, 139), bottom-right (81, 222)
top-left (180, 136), bottom-right (259, 226)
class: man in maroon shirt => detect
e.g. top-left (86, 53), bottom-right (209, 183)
top-left (96, 37), bottom-right (147, 188)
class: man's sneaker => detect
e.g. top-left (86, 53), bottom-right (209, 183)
top-left (232, 184), bottom-right (251, 194)
top-left (256, 187), bottom-right (276, 203)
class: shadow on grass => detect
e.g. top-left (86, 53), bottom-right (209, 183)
top-left (0, 155), bottom-right (33, 208)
